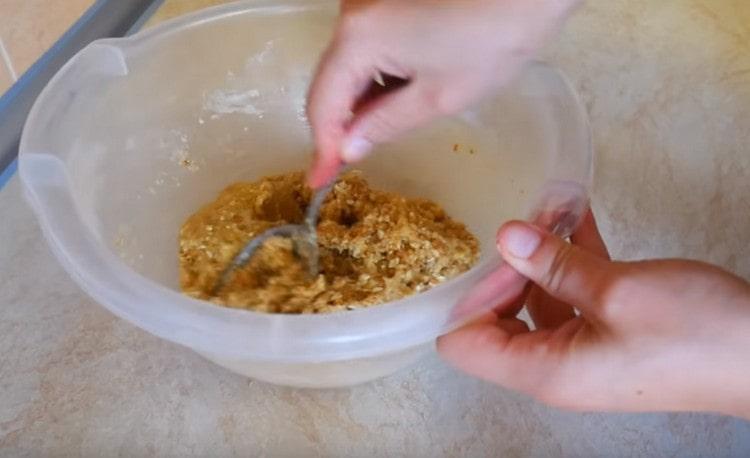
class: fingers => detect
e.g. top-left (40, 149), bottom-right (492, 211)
top-left (306, 39), bottom-right (373, 188)
top-left (308, 148), bottom-right (344, 190)
top-left (498, 317), bottom-right (532, 335)
top-left (437, 317), bottom-right (571, 392)
top-left (500, 282), bottom-right (532, 318)
top-left (496, 220), bottom-right (615, 315)
top-left (524, 210), bottom-right (606, 329)
top-left (571, 209), bottom-right (610, 260)
top-left (463, 311), bottom-right (530, 334)
top-left (449, 263), bottom-right (528, 324)
top-left (526, 286), bottom-right (576, 329)
top-left (306, 34), bottom-right (421, 187)
top-left (341, 81), bottom-right (446, 162)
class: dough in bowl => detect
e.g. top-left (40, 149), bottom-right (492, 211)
top-left (179, 170), bottom-right (479, 313)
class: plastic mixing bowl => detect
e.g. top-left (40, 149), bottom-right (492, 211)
top-left (19, 0), bottom-right (592, 387)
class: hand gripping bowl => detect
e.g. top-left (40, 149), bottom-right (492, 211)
top-left (19, 0), bottom-right (592, 388)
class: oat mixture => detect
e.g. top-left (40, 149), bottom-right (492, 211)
top-left (179, 171), bottom-right (479, 314)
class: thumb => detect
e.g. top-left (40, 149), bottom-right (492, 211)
top-left (340, 82), bottom-right (447, 162)
top-left (496, 221), bottom-right (613, 314)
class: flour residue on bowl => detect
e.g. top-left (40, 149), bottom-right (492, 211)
top-left (203, 88), bottom-right (265, 117)
top-left (200, 40), bottom-right (279, 119)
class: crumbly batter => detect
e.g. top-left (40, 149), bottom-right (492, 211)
top-left (179, 171), bottom-right (479, 314)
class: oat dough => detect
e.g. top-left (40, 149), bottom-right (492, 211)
top-left (179, 171), bottom-right (479, 314)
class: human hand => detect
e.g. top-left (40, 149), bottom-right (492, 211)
top-left (438, 211), bottom-right (750, 419)
top-left (306, 0), bottom-right (581, 187)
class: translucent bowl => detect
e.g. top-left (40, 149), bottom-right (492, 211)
top-left (19, 0), bottom-right (592, 388)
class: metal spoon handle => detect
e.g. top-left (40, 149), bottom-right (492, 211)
top-left (304, 169), bottom-right (341, 231)
top-left (212, 169), bottom-right (344, 294)
top-left (212, 224), bottom-right (302, 295)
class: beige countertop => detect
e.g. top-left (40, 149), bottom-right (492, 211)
top-left (0, 0), bottom-right (94, 94)
top-left (2, 0), bottom-right (750, 456)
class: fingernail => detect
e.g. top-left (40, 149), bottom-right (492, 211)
top-left (341, 137), bottom-right (372, 162)
top-left (499, 224), bottom-right (541, 259)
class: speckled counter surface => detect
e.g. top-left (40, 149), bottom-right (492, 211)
top-left (2, 0), bottom-right (750, 456)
